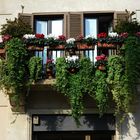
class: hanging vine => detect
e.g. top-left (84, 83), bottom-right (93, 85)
top-left (93, 70), bottom-right (109, 116)
top-left (107, 55), bottom-right (131, 119)
top-left (56, 57), bottom-right (94, 124)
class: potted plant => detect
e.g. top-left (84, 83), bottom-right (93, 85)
top-left (76, 34), bottom-right (95, 49)
top-left (95, 54), bottom-right (107, 71)
top-left (65, 55), bottom-right (80, 74)
top-left (46, 58), bottom-right (55, 79)
top-left (55, 35), bottom-right (66, 49)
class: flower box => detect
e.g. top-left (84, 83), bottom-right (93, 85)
top-left (97, 42), bottom-right (117, 48)
top-left (76, 43), bottom-right (95, 49)
top-left (27, 45), bottom-right (44, 51)
top-left (55, 45), bottom-right (65, 49)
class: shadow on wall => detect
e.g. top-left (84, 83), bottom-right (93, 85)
top-left (120, 89), bottom-right (140, 140)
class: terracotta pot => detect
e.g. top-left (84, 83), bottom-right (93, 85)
top-left (77, 43), bottom-right (94, 49)
top-left (98, 65), bottom-right (106, 71)
top-left (56, 45), bottom-right (65, 49)
top-left (47, 68), bottom-right (53, 79)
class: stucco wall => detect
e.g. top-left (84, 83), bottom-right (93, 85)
top-left (0, 90), bottom-right (28, 140)
top-left (0, 1), bottom-right (140, 140)
top-left (0, 0), bottom-right (140, 28)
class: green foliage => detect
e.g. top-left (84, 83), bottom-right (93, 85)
top-left (124, 36), bottom-right (140, 93)
top-left (115, 20), bottom-right (140, 35)
top-left (56, 57), bottom-right (94, 124)
top-left (0, 37), bottom-right (29, 106)
top-left (0, 18), bottom-right (32, 37)
top-left (28, 56), bottom-right (42, 83)
top-left (107, 55), bottom-right (131, 119)
top-left (93, 70), bottom-right (109, 116)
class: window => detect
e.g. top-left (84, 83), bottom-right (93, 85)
top-left (84, 13), bottom-right (114, 59)
top-left (34, 15), bottom-right (64, 67)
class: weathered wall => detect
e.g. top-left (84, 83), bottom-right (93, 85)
top-left (0, 90), bottom-right (28, 140)
top-left (0, 0), bottom-right (140, 28)
top-left (0, 1), bottom-right (140, 140)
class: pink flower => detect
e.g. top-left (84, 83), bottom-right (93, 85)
top-left (47, 59), bottom-right (54, 64)
top-left (119, 32), bottom-right (128, 38)
top-left (96, 54), bottom-right (107, 61)
top-left (2, 34), bottom-right (12, 42)
top-left (136, 32), bottom-right (140, 37)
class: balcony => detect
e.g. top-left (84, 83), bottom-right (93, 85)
top-left (0, 34), bottom-right (140, 123)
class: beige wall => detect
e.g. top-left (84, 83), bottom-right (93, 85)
top-left (0, 90), bottom-right (28, 140)
top-left (0, 0), bottom-right (140, 29)
top-left (0, 1), bottom-right (140, 140)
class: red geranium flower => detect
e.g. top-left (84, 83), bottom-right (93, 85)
top-left (76, 34), bottom-right (84, 41)
top-left (58, 35), bottom-right (66, 41)
top-left (97, 32), bottom-right (107, 38)
top-left (2, 34), bottom-right (12, 42)
top-left (35, 34), bottom-right (44, 39)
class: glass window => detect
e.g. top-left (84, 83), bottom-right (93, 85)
top-left (85, 18), bottom-right (98, 62)
top-left (35, 16), bottom-right (63, 68)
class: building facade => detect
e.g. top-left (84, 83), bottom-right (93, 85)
top-left (0, 0), bottom-right (140, 140)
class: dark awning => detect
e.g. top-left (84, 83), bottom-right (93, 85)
top-left (32, 114), bottom-right (115, 132)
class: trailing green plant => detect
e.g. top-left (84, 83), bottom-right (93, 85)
top-left (0, 38), bottom-right (28, 104)
top-left (0, 17), bottom-right (32, 38)
top-left (107, 55), bottom-right (131, 120)
top-left (92, 70), bottom-right (109, 116)
top-left (28, 56), bottom-right (42, 83)
top-left (124, 36), bottom-right (140, 93)
top-left (56, 57), bottom-right (94, 124)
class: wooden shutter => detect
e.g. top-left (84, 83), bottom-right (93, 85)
top-left (18, 13), bottom-right (33, 30)
top-left (113, 11), bottom-right (128, 28)
top-left (67, 12), bottom-right (83, 38)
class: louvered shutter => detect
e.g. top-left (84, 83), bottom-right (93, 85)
top-left (67, 12), bottom-right (83, 38)
top-left (113, 11), bottom-right (128, 28)
top-left (18, 13), bottom-right (33, 29)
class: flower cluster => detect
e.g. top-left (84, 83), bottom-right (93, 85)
top-left (119, 32), bottom-right (128, 38)
top-left (65, 55), bottom-right (79, 62)
top-left (136, 32), bottom-right (140, 37)
top-left (76, 34), bottom-right (84, 42)
top-left (97, 32), bottom-right (107, 38)
top-left (65, 56), bottom-right (80, 73)
top-left (35, 34), bottom-right (44, 39)
top-left (46, 58), bottom-right (55, 70)
top-left (56, 35), bottom-right (66, 45)
top-left (95, 54), bottom-right (107, 69)
top-left (108, 32), bottom-right (118, 37)
top-left (23, 34), bottom-right (35, 39)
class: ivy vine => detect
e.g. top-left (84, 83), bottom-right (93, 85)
top-left (0, 38), bottom-right (29, 104)
top-left (28, 56), bottom-right (42, 83)
top-left (93, 70), bottom-right (109, 116)
top-left (107, 55), bottom-right (131, 120)
top-left (56, 57), bottom-right (94, 124)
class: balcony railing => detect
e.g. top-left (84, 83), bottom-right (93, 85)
top-left (30, 43), bottom-right (120, 81)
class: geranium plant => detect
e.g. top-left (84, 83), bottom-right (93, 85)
top-left (95, 54), bottom-right (107, 71)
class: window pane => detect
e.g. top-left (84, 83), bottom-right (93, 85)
top-left (85, 18), bottom-right (97, 62)
top-left (52, 19), bottom-right (63, 61)
top-left (36, 21), bottom-right (48, 37)
top-left (85, 19), bottom-right (97, 38)
top-left (52, 20), bottom-right (63, 36)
